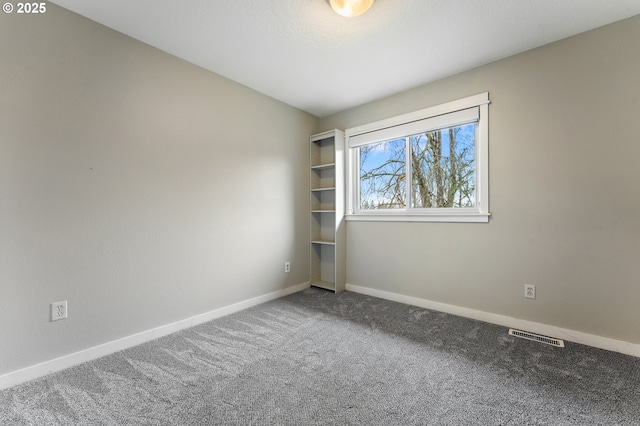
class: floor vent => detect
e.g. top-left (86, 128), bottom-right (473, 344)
top-left (508, 328), bottom-right (565, 347)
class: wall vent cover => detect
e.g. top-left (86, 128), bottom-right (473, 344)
top-left (508, 328), bottom-right (565, 347)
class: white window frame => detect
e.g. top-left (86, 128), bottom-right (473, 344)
top-left (345, 93), bottom-right (490, 223)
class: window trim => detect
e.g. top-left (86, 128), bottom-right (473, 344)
top-left (345, 93), bottom-right (490, 223)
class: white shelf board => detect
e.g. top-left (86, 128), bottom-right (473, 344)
top-left (310, 130), bottom-right (338, 142)
top-left (311, 280), bottom-right (336, 291)
top-left (311, 163), bottom-right (335, 171)
top-left (311, 240), bottom-right (335, 245)
top-left (310, 187), bottom-right (335, 192)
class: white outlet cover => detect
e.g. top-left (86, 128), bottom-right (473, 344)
top-left (524, 285), bottom-right (536, 299)
top-left (51, 301), bottom-right (68, 321)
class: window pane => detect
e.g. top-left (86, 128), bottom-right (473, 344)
top-left (410, 124), bottom-right (476, 208)
top-left (359, 138), bottom-right (406, 209)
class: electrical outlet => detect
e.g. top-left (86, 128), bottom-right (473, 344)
top-left (524, 284), bottom-right (536, 299)
top-left (51, 301), bottom-right (68, 321)
top-left (284, 262), bottom-right (291, 273)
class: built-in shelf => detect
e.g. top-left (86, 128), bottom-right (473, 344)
top-left (310, 280), bottom-right (337, 291)
top-left (311, 163), bottom-right (335, 171)
top-left (309, 129), bottom-right (345, 293)
top-left (311, 240), bottom-right (336, 245)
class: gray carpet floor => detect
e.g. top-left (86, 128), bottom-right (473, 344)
top-left (1, 287), bottom-right (639, 425)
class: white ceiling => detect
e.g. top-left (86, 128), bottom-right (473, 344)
top-left (50, 0), bottom-right (640, 117)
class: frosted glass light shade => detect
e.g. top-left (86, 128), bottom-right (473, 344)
top-left (330, 0), bottom-right (375, 17)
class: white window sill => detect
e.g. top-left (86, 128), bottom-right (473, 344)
top-left (345, 212), bottom-right (491, 223)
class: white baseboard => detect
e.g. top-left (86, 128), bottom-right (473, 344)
top-left (346, 283), bottom-right (640, 358)
top-left (0, 282), bottom-right (310, 390)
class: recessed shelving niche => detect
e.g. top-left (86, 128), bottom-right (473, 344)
top-left (309, 129), bottom-right (345, 292)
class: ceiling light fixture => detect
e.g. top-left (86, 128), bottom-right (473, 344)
top-left (329, 0), bottom-right (375, 17)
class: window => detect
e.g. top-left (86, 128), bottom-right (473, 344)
top-left (346, 93), bottom-right (490, 222)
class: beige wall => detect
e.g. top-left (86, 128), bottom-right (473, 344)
top-left (0, 5), bottom-right (317, 375)
top-left (320, 16), bottom-right (640, 344)
top-left (2, 3), bottom-right (638, 379)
